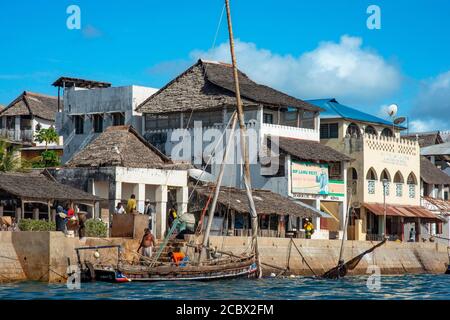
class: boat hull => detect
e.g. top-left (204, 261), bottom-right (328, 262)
top-left (84, 258), bottom-right (258, 282)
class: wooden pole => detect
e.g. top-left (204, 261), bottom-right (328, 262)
top-left (200, 112), bottom-right (238, 262)
top-left (224, 0), bottom-right (261, 275)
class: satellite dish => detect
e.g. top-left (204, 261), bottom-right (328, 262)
top-left (394, 117), bottom-right (406, 125)
top-left (387, 104), bottom-right (398, 117)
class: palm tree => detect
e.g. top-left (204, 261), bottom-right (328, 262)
top-left (0, 139), bottom-right (23, 172)
top-left (34, 127), bottom-right (59, 152)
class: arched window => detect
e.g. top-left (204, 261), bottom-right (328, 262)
top-left (380, 169), bottom-right (391, 196)
top-left (347, 168), bottom-right (358, 195)
top-left (380, 169), bottom-right (391, 182)
top-left (407, 172), bottom-right (417, 198)
top-left (349, 168), bottom-right (358, 180)
top-left (365, 125), bottom-right (377, 136)
top-left (393, 171), bottom-right (404, 183)
top-left (366, 167), bottom-right (377, 180)
top-left (394, 171), bottom-right (404, 197)
top-left (381, 128), bottom-right (393, 137)
top-left (347, 123), bottom-right (361, 137)
top-left (407, 172), bottom-right (417, 185)
top-left (366, 167), bottom-right (377, 195)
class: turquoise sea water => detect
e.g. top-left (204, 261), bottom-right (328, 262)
top-left (1, 274), bottom-right (449, 300)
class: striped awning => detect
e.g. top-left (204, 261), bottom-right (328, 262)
top-left (363, 203), bottom-right (439, 219)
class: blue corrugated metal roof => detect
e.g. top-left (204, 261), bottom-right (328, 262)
top-left (307, 98), bottom-right (404, 128)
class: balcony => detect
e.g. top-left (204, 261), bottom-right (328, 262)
top-left (260, 123), bottom-right (319, 142)
top-left (0, 128), bottom-right (34, 143)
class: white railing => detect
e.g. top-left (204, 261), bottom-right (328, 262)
top-left (0, 129), bottom-right (33, 142)
top-left (260, 123), bottom-right (319, 141)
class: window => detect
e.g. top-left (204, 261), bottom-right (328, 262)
top-left (368, 180), bottom-right (375, 194)
top-left (383, 182), bottom-right (390, 196)
top-left (381, 128), bottom-right (393, 137)
top-left (407, 172), bottom-right (417, 198)
top-left (444, 191), bottom-right (448, 201)
top-left (263, 113), bottom-right (273, 124)
top-left (6, 116), bottom-right (14, 130)
top-left (396, 184), bottom-right (403, 197)
top-left (346, 123), bottom-right (361, 137)
top-left (366, 168), bottom-right (378, 180)
top-left (74, 116), bottom-right (84, 135)
top-left (112, 113), bottom-right (125, 126)
top-left (329, 162), bottom-right (341, 178)
top-left (409, 184), bottom-right (416, 198)
top-left (93, 114), bottom-right (103, 133)
top-left (320, 123), bottom-right (339, 139)
top-left (301, 111), bottom-right (315, 129)
top-left (365, 125), bottom-right (377, 135)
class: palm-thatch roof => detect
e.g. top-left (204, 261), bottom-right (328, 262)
top-left (0, 171), bottom-right (101, 202)
top-left (191, 186), bottom-right (320, 217)
top-left (136, 59), bottom-right (321, 114)
top-left (403, 131), bottom-right (444, 148)
top-left (272, 136), bottom-right (352, 162)
top-left (0, 91), bottom-right (59, 121)
top-left (66, 125), bottom-right (189, 169)
top-left (420, 156), bottom-right (450, 185)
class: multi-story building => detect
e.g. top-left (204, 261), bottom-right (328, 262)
top-left (0, 91), bottom-right (62, 160)
top-left (420, 156), bottom-right (450, 243)
top-left (54, 77), bottom-right (157, 164)
top-left (136, 59), bottom-right (351, 239)
top-left (311, 98), bottom-right (441, 241)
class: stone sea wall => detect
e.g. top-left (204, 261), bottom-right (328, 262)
top-left (0, 232), bottom-right (448, 283)
top-left (205, 236), bottom-right (449, 276)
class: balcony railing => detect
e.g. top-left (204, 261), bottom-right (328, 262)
top-left (260, 123), bottom-right (319, 141)
top-left (0, 128), bottom-right (34, 143)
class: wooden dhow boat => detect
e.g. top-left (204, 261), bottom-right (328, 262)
top-left (70, 0), bottom-right (262, 283)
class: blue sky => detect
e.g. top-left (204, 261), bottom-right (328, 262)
top-left (0, 0), bottom-right (449, 132)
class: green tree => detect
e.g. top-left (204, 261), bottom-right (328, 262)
top-left (0, 139), bottom-right (28, 172)
top-left (35, 127), bottom-right (59, 152)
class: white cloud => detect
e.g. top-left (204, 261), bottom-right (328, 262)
top-left (409, 119), bottom-right (448, 133)
top-left (190, 35), bottom-right (402, 104)
top-left (411, 71), bottom-right (450, 131)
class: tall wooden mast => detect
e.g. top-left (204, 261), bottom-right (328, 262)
top-left (224, 0), bottom-right (259, 251)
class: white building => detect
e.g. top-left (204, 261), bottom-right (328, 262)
top-left (52, 126), bottom-right (189, 239)
top-left (54, 77), bottom-right (157, 164)
top-left (136, 60), bottom-right (350, 239)
top-left (0, 91), bottom-right (59, 146)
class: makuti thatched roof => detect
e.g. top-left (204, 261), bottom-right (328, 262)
top-left (272, 136), bottom-right (352, 162)
top-left (0, 91), bottom-right (59, 121)
top-left (420, 156), bottom-right (450, 185)
top-left (136, 59), bottom-right (321, 115)
top-left (191, 186), bottom-right (320, 217)
top-left (403, 131), bottom-right (444, 148)
top-left (66, 125), bottom-right (187, 169)
top-left (0, 171), bottom-right (100, 202)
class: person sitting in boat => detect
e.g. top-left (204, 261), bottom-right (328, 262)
top-left (168, 250), bottom-right (186, 266)
top-left (137, 228), bottom-right (156, 263)
top-left (303, 218), bottom-right (314, 239)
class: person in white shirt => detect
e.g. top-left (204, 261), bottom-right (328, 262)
top-left (115, 202), bottom-right (125, 214)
